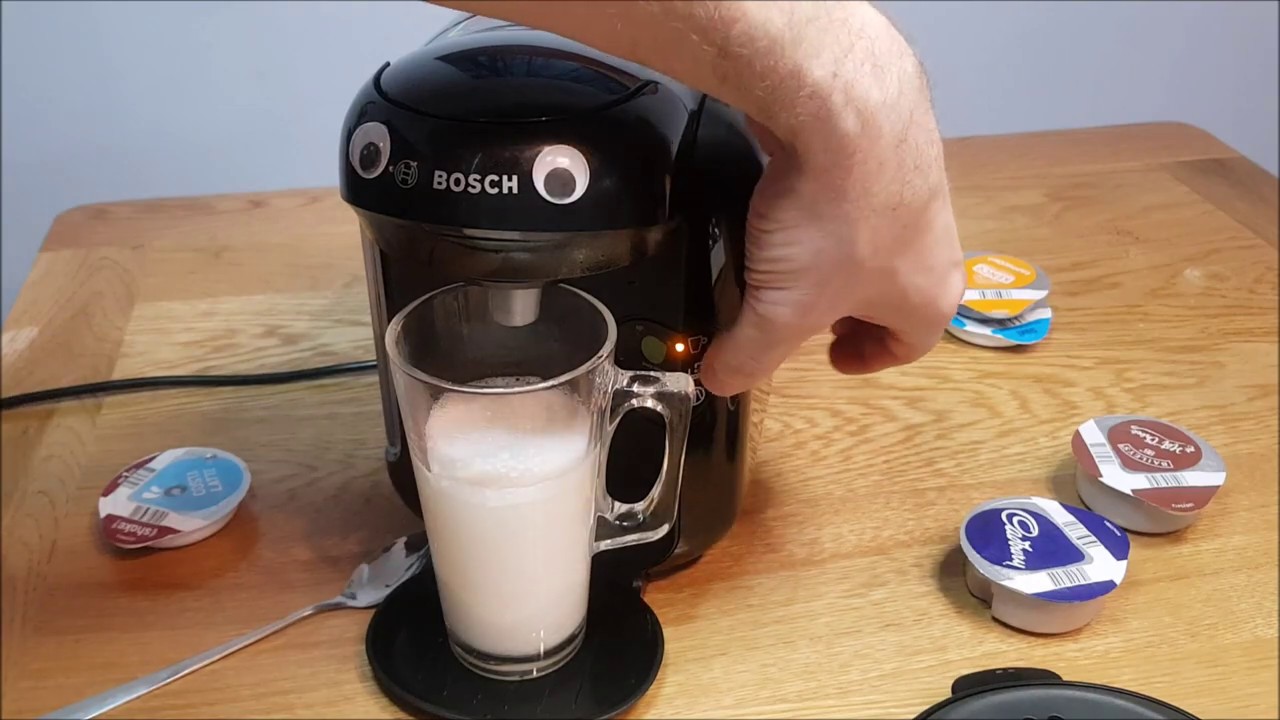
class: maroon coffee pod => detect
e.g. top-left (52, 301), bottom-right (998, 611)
top-left (1071, 416), bottom-right (1225, 534)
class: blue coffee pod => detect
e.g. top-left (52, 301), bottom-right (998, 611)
top-left (98, 447), bottom-right (251, 549)
top-left (959, 496), bottom-right (1130, 634)
top-left (948, 303), bottom-right (1053, 348)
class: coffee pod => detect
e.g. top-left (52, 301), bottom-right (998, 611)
top-left (98, 447), bottom-right (251, 550)
top-left (1072, 416), bottom-right (1225, 534)
top-left (947, 301), bottom-right (1052, 348)
top-left (960, 496), bottom-right (1130, 635)
top-left (957, 251), bottom-right (1051, 321)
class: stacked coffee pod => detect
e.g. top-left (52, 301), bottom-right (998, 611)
top-left (958, 415), bottom-right (1226, 636)
top-left (947, 251), bottom-right (1053, 348)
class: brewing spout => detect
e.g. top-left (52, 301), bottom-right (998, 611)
top-left (485, 285), bottom-right (542, 327)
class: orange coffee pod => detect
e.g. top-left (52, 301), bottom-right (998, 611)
top-left (958, 251), bottom-right (1051, 321)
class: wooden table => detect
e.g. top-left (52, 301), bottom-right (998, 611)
top-left (3, 123), bottom-right (1277, 719)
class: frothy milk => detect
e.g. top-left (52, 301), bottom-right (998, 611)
top-left (416, 382), bottom-right (596, 659)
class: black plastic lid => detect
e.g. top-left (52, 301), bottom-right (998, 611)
top-left (367, 562), bottom-right (663, 719)
top-left (377, 24), bottom-right (649, 122)
top-left (339, 13), bottom-right (699, 232)
top-left (915, 668), bottom-right (1199, 720)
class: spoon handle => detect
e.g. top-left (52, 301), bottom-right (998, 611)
top-left (41, 599), bottom-right (345, 720)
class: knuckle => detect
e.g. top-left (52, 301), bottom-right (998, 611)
top-left (744, 288), bottom-right (817, 330)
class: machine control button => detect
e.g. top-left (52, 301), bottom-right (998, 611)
top-left (620, 320), bottom-right (712, 379)
top-left (618, 320), bottom-right (715, 410)
top-left (640, 335), bottom-right (667, 365)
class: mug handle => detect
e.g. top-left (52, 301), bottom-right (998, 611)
top-left (593, 368), bottom-right (695, 553)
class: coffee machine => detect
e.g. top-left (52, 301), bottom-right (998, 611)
top-left (340, 14), bottom-right (763, 578)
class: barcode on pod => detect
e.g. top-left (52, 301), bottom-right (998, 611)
top-left (971, 290), bottom-right (1014, 300)
top-left (1059, 519), bottom-right (1101, 549)
top-left (1046, 566), bottom-right (1092, 589)
top-left (119, 465), bottom-right (158, 490)
top-left (128, 505), bottom-right (170, 524)
top-left (1145, 473), bottom-right (1189, 487)
top-left (1088, 442), bottom-right (1117, 466)
top-left (985, 316), bottom-right (1030, 329)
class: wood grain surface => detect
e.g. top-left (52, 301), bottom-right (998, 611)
top-left (2, 122), bottom-right (1277, 719)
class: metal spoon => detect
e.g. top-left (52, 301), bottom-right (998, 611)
top-left (43, 532), bottom-right (429, 720)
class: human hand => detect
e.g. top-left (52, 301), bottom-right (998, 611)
top-left (430, 1), bottom-right (965, 397)
top-left (699, 20), bottom-right (964, 397)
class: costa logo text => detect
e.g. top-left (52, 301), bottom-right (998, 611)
top-left (973, 262), bottom-right (1015, 285)
top-left (985, 256), bottom-right (1033, 276)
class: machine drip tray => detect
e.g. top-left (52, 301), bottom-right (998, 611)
top-left (366, 566), bottom-right (664, 720)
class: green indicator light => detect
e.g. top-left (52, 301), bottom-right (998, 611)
top-left (640, 335), bottom-right (667, 365)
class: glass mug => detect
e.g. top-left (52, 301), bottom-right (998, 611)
top-left (384, 282), bottom-right (694, 680)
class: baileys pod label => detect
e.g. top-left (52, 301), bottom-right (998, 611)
top-left (960, 251), bottom-right (1051, 319)
top-left (1072, 416), bottom-right (1226, 513)
top-left (961, 496), bottom-right (1130, 603)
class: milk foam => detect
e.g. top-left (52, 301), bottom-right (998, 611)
top-left (416, 384), bottom-right (597, 659)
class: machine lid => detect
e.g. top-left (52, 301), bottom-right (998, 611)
top-left (915, 668), bottom-right (1198, 719)
top-left (367, 560), bottom-right (663, 719)
top-left (376, 21), bottom-right (653, 123)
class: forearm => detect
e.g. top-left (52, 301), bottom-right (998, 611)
top-left (429, 2), bottom-right (933, 170)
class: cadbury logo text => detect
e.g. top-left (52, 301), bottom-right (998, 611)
top-left (1000, 509), bottom-right (1039, 569)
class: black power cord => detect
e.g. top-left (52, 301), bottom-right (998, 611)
top-left (0, 360), bottom-right (378, 411)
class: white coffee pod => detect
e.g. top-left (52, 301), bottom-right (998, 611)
top-left (947, 302), bottom-right (1053, 348)
top-left (1072, 416), bottom-right (1226, 534)
top-left (98, 447), bottom-right (251, 550)
top-left (960, 496), bottom-right (1131, 635)
top-left (957, 251), bottom-right (1052, 321)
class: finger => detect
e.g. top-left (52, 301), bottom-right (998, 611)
top-left (745, 115), bottom-right (786, 157)
top-left (701, 292), bottom-right (816, 397)
top-left (831, 315), bottom-right (860, 337)
top-left (828, 319), bottom-right (898, 375)
top-left (828, 317), bottom-right (938, 375)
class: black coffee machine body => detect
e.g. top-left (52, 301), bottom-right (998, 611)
top-left (340, 15), bottom-right (764, 578)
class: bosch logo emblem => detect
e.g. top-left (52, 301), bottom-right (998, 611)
top-left (394, 160), bottom-right (418, 189)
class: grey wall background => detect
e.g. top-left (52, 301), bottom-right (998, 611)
top-left (2, 0), bottom-right (1277, 323)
